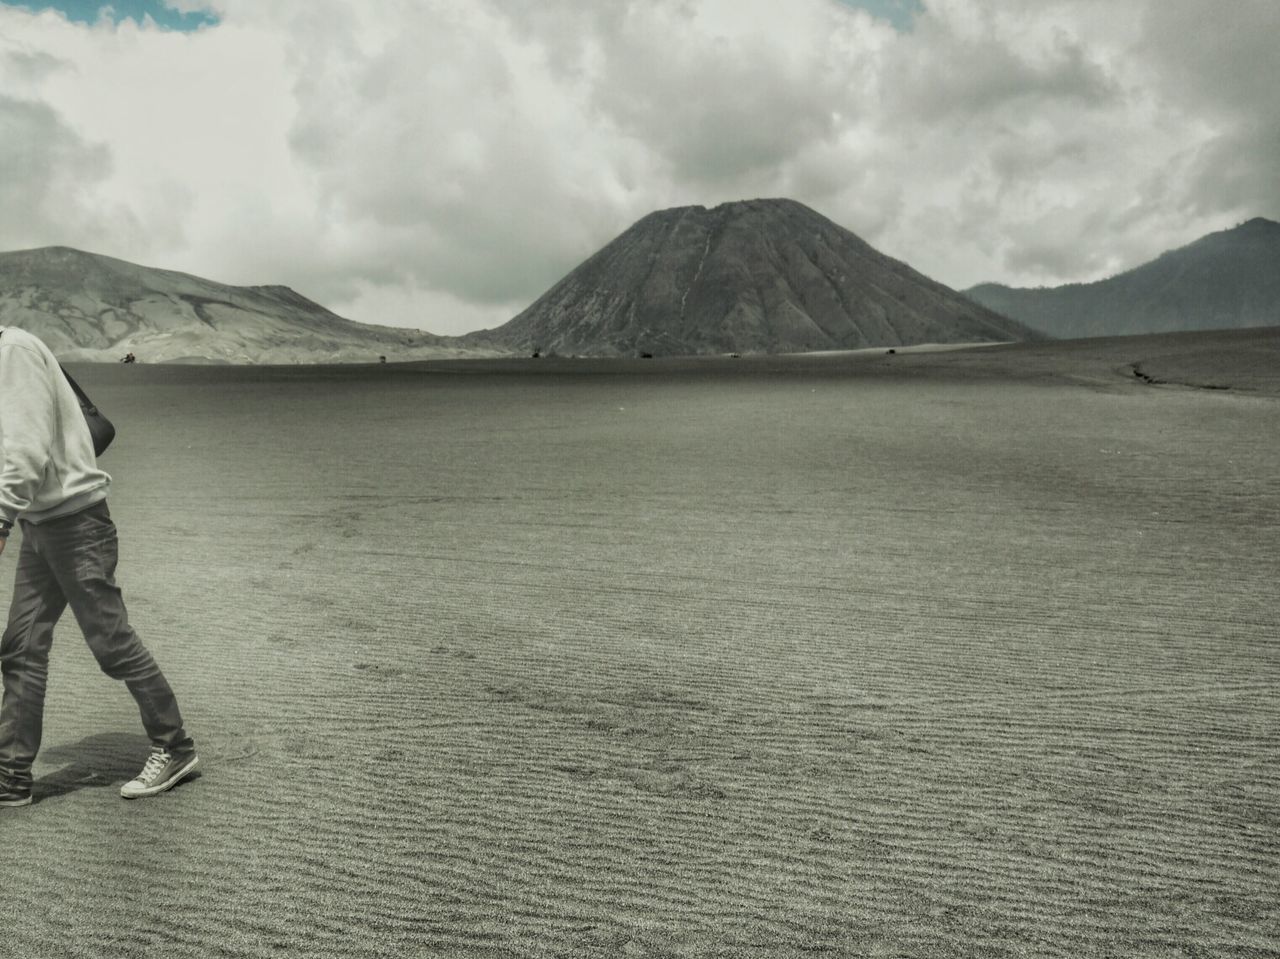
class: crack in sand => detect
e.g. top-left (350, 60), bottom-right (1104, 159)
top-left (1132, 362), bottom-right (1231, 391)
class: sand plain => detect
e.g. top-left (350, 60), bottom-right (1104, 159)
top-left (3, 327), bottom-right (1278, 958)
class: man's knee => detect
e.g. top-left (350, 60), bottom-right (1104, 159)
top-left (89, 630), bottom-right (160, 682)
top-left (66, 579), bottom-right (142, 675)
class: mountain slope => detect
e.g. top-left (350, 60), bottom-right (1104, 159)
top-left (965, 218), bottom-right (1280, 339)
top-left (465, 198), bottom-right (1040, 356)
top-left (0, 246), bottom-right (486, 363)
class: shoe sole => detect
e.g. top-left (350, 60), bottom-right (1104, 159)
top-left (0, 796), bottom-right (32, 807)
top-left (120, 754), bottom-right (200, 800)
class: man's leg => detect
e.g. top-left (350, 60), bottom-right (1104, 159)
top-left (0, 525), bottom-right (68, 802)
top-left (40, 503), bottom-right (197, 796)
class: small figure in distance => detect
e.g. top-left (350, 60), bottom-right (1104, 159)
top-left (0, 327), bottom-right (198, 808)
top-left (379, 355), bottom-right (386, 364)
top-left (121, 352), bottom-right (136, 364)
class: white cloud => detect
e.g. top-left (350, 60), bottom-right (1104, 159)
top-left (1, 0), bottom-right (1277, 333)
top-left (328, 279), bottom-right (515, 338)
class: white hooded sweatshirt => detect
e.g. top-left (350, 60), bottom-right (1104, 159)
top-left (0, 327), bottom-right (111, 525)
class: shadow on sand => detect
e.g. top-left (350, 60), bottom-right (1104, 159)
top-left (33, 732), bottom-right (202, 802)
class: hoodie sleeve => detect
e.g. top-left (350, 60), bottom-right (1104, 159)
top-left (0, 341), bottom-right (56, 523)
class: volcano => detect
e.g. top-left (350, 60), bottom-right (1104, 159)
top-left (466, 198), bottom-right (1040, 356)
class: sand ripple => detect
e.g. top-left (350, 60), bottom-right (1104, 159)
top-left (6, 343), bottom-right (1278, 957)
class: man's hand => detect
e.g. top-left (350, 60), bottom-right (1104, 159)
top-left (0, 537), bottom-right (6, 558)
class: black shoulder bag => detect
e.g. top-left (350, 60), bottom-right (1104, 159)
top-left (59, 366), bottom-right (116, 457)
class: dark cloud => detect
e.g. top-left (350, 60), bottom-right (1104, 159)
top-left (4, 46), bottom-right (66, 82)
top-left (1141, 0), bottom-right (1279, 111)
top-left (0, 94), bottom-right (114, 251)
top-left (883, 17), bottom-right (1117, 123)
top-left (585, 5), bottom-right (852, 183)
top-left (1002, 209), bottom-right (1120, 280)
top-left (1140, 0), bottom-right (1280, 221)
top-left (1184, 125), bottom-right (1280, 220)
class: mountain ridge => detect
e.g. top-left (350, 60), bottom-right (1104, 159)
top-left (19, 204), bottom-right (1269, 362)
top-left (965, 217), bottom-right (1280, 339)
top-left (0, 245), bottom-right (490, 363)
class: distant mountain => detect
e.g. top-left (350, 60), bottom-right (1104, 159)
top-left (0, 246), bottom-right (490, 363)
top-left (965, 218), bottom-right (1280, 339)
top-left (463, 198), bottom-right (1041, 356)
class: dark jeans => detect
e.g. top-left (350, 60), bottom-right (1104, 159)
top-left (0, 500), bottom-right (192, 788)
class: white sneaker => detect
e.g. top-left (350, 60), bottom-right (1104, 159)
top-left (120, 747), bottom-right (200, 799)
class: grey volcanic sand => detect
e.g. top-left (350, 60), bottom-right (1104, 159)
top-left (5, 329), bottom-right (1278, 958)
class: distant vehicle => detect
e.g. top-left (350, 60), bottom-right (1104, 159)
top-left (121, 352), bottom-right (137, 364)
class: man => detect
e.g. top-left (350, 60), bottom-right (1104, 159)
top-left (0, 326), bottom-right (198, 807)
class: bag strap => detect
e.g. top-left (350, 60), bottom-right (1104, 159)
top-left (58, 365), bottom-right (100, 415)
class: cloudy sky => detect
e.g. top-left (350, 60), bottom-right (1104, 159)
top-left (1, 0), bottom-right (1276, 335)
